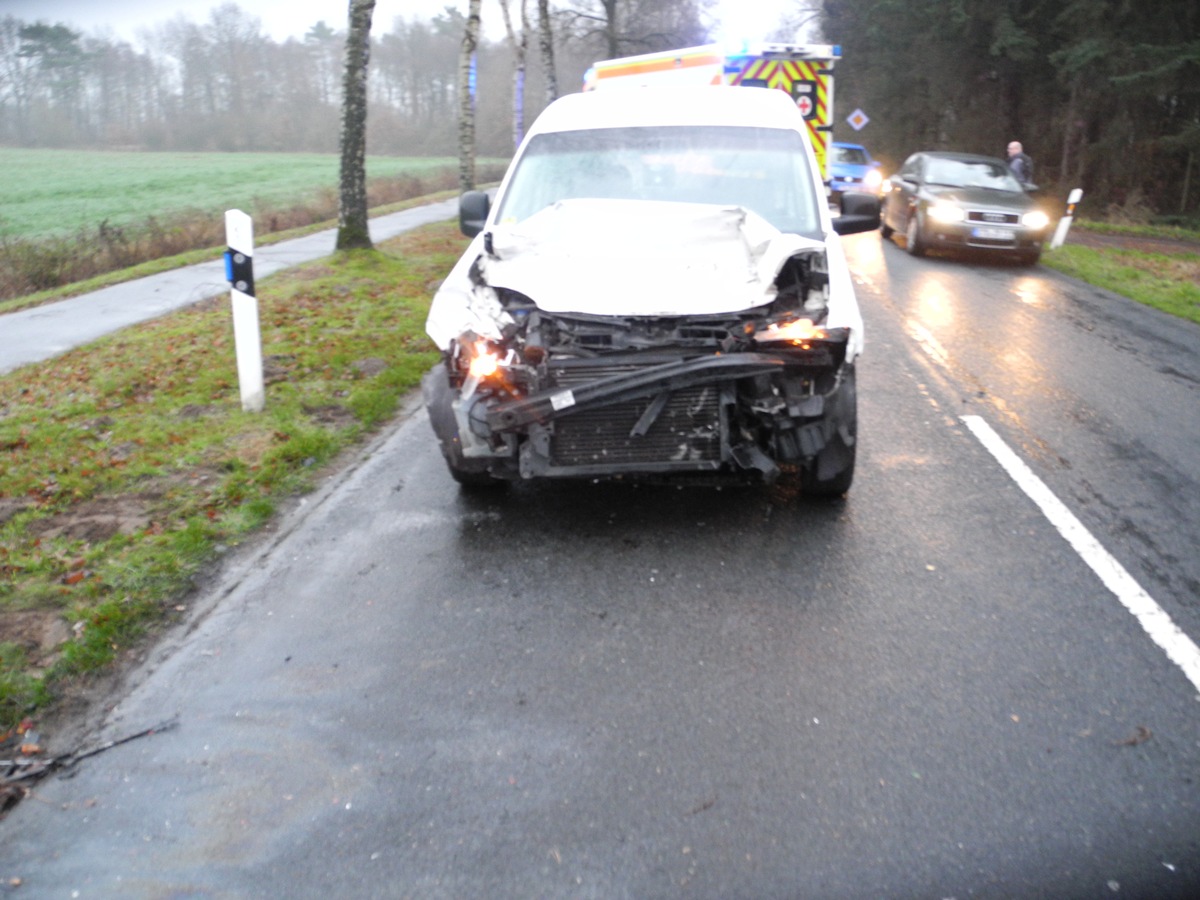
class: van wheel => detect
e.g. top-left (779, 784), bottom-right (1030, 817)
top-left (800, 366), bottom-right (857, 498)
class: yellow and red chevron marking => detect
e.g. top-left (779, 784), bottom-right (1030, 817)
top-left (727, 57), bottom-right (831, 177)
top-left (727, 59), bottom-right (830, 120)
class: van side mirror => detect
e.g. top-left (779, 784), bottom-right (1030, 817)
top-left (833, 191), bottom-right (881, 236)
top-left (459, 191), bottom-right (491, 237)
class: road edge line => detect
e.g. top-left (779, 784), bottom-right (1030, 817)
top-left (961, 414), bottom-right (1200, 696)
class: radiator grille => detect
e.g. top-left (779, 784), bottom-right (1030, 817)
top-left (548, 363), bottom-right (722, 467)
top-left (967, 210), bottom-right (1019, 225)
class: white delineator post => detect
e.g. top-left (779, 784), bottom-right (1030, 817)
top-left (224, 209), bottom-right (265, 413)
top-left (1050, 188), bottom-right (1084, 250)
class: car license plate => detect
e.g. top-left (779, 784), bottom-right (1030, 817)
top-left (972, 226), bottom-right (1013, 241)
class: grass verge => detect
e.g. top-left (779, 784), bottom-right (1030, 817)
top-left (1042, 227), bottom-right (1200, 327)
top-left (0, 219), bottom-right (467, 730)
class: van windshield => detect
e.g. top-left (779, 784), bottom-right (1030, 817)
top-left (493, 125), bottom-right (822, 237)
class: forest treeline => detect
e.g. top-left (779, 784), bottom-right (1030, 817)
top-left (0, 1), bottom-right (708, 158)
top-left (826, 0), bottom-right (1200, 222)
top-left (1, 0), bottom-right (1198, 220)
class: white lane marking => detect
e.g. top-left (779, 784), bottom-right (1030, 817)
top-left (908, 320), bottom-right (952, 369)
top-left (962, 414), bottom-right (1200, 695)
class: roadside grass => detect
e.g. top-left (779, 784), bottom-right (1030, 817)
top-left (0, 149), bottom-right (492, 240)
top-left (1042, 236), bottom-right (1200, 326)
top-left (0, 219), bottom-right (467, 729)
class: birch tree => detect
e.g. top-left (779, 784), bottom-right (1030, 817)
top-left (336, 0), bottom-right (375, 251)
top-left (457, 0), bottom-right (482, 191)
top-left (498, 0), bottom-right (529, 149)
top-left (537, 0), bottom-right (558, 104)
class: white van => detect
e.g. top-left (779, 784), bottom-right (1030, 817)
top-left (423, 86), bottom-right (880, 496)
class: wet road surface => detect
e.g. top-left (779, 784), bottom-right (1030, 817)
top-left (3, 229), bottom-right (1199, 898)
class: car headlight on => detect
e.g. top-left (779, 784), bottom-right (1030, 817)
top-left (1022, 210), bottom-right (1050, 230)
top-left (863, 169), bottom-right (883, 191)
top-left (927, 201), bottom-right (965, 224)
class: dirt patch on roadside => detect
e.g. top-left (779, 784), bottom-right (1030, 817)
top-left (26, 496), bottom-right (156, 543)
top-left (0, 497), bottom-right (30, 527)
top-left (1066, 230), bottom-right (1200, 256)
top-left (304, 403), bottom-right (357, 428)
top-left (0, 609), bottom-right (72, 668)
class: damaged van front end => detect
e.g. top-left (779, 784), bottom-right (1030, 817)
top-left (423, 198), bottom-right (859, 494)
top-left (420, 86), bottom-right (877, 495)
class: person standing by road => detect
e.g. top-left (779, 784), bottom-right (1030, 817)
top-left (1007, 141), bottom-right (1034, 186)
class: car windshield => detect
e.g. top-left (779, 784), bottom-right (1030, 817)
top-left (494, 125), bottom-right (822, 236)
top-left (924, 157), bottom-right (1022, 191)
top-left (834, 146), bottom-right (869, 165)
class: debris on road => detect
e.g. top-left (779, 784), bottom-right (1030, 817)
top-left (0, 716), bottom-right (179, 819)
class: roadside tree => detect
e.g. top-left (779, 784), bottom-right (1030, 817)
top-left (336, 0), bottom-right (375, 251)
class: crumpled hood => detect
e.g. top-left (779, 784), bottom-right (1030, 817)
top-left (425, 197), bottom-right (862, 358)
top-left (478, 199), bottom-right (822, 316)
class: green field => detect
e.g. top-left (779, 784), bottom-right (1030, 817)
top-left (0, 149), bottom-right (494, 240)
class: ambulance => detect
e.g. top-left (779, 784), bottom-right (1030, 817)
top-left (584, 42), bottom-right (841, 182)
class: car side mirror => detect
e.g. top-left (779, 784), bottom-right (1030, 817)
top-left (833, 191), bottom-right (881, 236)
top-left (459, 191), bottom-right (491, 237)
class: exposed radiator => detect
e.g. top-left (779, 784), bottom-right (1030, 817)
top-left (548, 363), bottom-right (723, 468)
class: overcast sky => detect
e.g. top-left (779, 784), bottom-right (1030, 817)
top-left (1, 0), bottom-right (787, 47)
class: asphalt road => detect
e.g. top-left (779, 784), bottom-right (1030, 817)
top-left (2, 228), bottom-right (1199, 898)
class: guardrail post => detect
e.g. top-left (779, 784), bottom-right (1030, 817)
top-left (1050, 188), bottom-right (1083, 250)
top-left (224, 209), bottom-right (265, 413)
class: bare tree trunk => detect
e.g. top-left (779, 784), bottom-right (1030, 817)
top-left (602, 0), bottom-right (619, 59)
top-left (1059, 77), bottom-right (1076, 189)
top-left (458, 0), bottom-right (482, 192)
top-left (336, 0), bottom-right (375, 250)
top-left (538, 0), bottom-right (557, 104)
top-left (499, 0), bottom-right (529, 150)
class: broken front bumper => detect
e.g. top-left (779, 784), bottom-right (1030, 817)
top-left (432, 336), bottom-right (853, 484)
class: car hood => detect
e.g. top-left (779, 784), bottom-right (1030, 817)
top-left (921, 184), bottom-right (1033, 211)
top-left (426, 198), bottom-right (854, 351)
top-left (485, 199), bottom-right (821, 315)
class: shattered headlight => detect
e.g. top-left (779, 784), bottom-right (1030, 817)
top-left (454, 334), bottom-right (517, 400)
top-left (753, 317), bottom-right (826, 348)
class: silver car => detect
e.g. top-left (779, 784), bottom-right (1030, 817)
top-left (881, 151), bottom-right (1050, 264)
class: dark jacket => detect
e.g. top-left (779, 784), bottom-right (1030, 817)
top-left (1008, 152), bottom-right (1034, 186)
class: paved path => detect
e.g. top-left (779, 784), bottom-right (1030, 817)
top-left (0, 199), bottom-right (458, 375)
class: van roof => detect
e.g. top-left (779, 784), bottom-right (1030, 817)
top-left (527, 86), bottom-right (808, 138)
